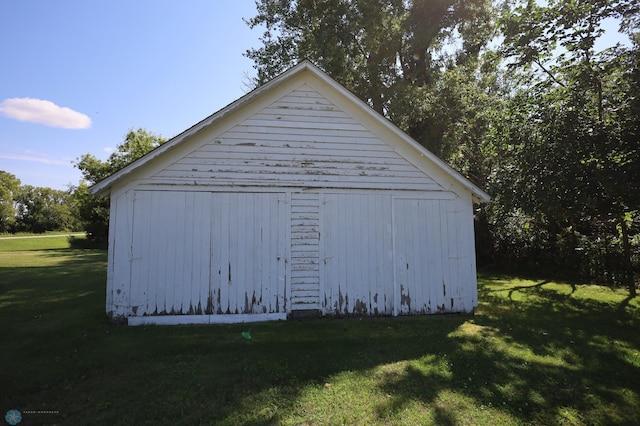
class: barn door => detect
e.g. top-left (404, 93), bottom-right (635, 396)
top-left (393, 198), bottom-right (447, 314)
top-left (319, 193), bottom-right (394, 315)
top-left (210, 193), bottom-right (288, 315)
top-left (129, 191), bottom-right (288, 317)
top-left (129, 191), bottom-right (212, 316)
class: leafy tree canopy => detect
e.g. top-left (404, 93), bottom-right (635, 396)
top-left (245, 0), bottom-right (496, 113)
top-left (489, 0), bottom-right (640, 294)
top-left (76, 128), bottom-right (167, 185)
top-left (74, 128), bottom-right (166, 241)
top-left (0, 171), bottom-right (21, 233)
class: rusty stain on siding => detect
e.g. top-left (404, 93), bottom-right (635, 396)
top-left (400, 285), bottom-right (411, 311)
top-left (443, 281), bottom-right (447, 297)
top-left (344, 294), bottom-right (350, 315)
top-left (206, 291), bottom-right (214, 315)
top-left (283, 274), bottom-right (287, 311)
top-left (354, 299), bottom-right (367, 314)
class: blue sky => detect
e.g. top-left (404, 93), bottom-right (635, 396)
top-left (0, 1), bottom-right (263, 189)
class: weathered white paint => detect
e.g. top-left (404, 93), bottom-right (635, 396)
top-left (114, 191), bottom-right (288, 320)
top-left (91, 61), bottom-right (489, 203)
top-left (290, 192), bottom-right (321, 310)
top-left (94, 61), bottom-right (488, 324)
top-left (145, 85), bottom-right (442, 192)
top-left (318, 193), bottom-right (477, 316)
top-left (393, 196), bottom-right (477, 314)
top-left (320, 193), bottom-right (394, 315)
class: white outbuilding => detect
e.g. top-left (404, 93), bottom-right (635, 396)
top-left (91, 60), bottom-right (489, 325)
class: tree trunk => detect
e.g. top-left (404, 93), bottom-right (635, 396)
top-left (619, 215), bottom-right (637, 298)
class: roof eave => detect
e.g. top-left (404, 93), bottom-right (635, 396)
top-left (89, 61), bottom-right (316, 196)
top-left (89, 59), bottom-right (491, 203)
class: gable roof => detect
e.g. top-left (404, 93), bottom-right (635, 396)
top-left (90, 60), bottom-right (490, 203)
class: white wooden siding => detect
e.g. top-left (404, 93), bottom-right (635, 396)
top-left (102, 63), bottom-right (484, 324)
top-left (320, 193), bottom-right (394, 315)
top-left (126, 191), bottom-right (288, 317)
top-left (314, 194), bottom-right (476, 316)
top-left (393, 198), bottom-right (444, 314)
top-left (290, 193), bottom-right (321, 310)
top-left (393, 197), bottom-right (476, 314)
top-left (106, 190), bottom-right (135, 319)
top-left (108, 188), bottom-right (477, 320)
top-left (145, 85), bottom-right (444, 192)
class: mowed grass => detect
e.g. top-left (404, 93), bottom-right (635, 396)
top-left (1, 238), bottom-right (639, 425)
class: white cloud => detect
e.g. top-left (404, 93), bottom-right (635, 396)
top-left (0, 97), bottom-right (91, 129)
top-left (104, 147), bottom-right (114, 153)
top-left (0, 153), bottom-right (70, 166)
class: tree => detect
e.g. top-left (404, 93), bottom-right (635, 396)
top-left (245, 0), bottom-right (501, 192)
top-left (68, 181), bottom-right (109, 241)
top-left (74, 128), bottom-right (166, 242)
top-left (0, 171), bottom-right (20, 233)
top-left (13, 186), bottom-right (78, 233)
top-left (246, 1), bottom-right (495, 116)
top-left (492, 0), bottom-right (640, 294)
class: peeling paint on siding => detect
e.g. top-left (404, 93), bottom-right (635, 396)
top-left (400, 285), bottom-right (412, 311)
top-left (353, 299), bottom-right (367, 315)
top-left (105, 83), bottom-right (480, 323)
top-left (125, 192), bottom-right (288, 319)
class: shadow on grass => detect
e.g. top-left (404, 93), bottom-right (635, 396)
top-left (2, 251), bottom-right (640, 425)
top-left (352, 279), bottom-right (639, 424)
top-left (618, 294), bottom-right (638, 312)
top-left (0, 249), bottom-right (107, 325)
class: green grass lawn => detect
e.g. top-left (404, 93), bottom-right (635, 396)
top-left (1, 237), bottom-right (639, 425)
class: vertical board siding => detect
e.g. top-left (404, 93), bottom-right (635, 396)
top-left (320, 193), bottom-right (394, 315)
top-left (392, 197), bottom-right (474, 314)
top-left (290, 193), bottom-right (321, 310)
top-left (146, 84), bottom-right (443, 192)
top-left (127, 191), bottom-right (287, 317)
top-left (108, 190), bottom-right (135, 318)
top-left (210, 192), bottom-right (288, 314)
top-left (451, 196), bottom-right (478, 311)
top-left (112, 189), bottom-right (477, 320)
top-left (103, 69), bottom-right (484, 322)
